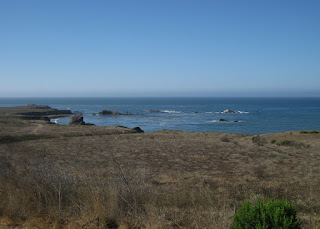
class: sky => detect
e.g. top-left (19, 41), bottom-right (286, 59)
top-left (0, 0), bottom-right (320, 97)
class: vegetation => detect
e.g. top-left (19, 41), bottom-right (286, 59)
top-left (277, 140), bottom-right (292, 146)
top-left (0, 113), bottom-right (320, 228)
top-left (252, 135), bottom-right (266, 146)
top-left (276, 140), bottom-right (308, 148)
top-left (230, 199), bottom-right (301, 229)
top-left (221, 135), bottom-right (231, 142)
top-left (300, 130), bottom-right (319, 134)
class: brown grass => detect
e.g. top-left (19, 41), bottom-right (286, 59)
top-left (0, 117), bottom-right (320, 228)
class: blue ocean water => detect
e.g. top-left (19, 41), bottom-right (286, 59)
top-left (0, 97), bottom-right (319, 134)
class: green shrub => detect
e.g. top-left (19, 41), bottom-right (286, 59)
top-left (276, 140), bottom-right (307, 148)
top-left (276, 140), bottom-right (291, 146)
top-left (230, 199), bottom-right (301, 229)
top-left (300, 130), bottom-right (319, 134)
top-left (270, 139), bottom-right (277, 144)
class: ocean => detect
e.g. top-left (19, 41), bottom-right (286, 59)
top-left (0, 97), bottom-right (319, 134)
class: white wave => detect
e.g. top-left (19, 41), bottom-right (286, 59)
top-left (205, 112), bottom-right (214, 114)
top-left (51, 118), bottom-right (59, 124)
top-left (159, 122), bottom-right (166, 125)
top-left (207, 120), bottom-right (242, 123)
top-left (216, 110), bottom-right (249, 114)
top-left (161, 110), bottom-right (182, 114)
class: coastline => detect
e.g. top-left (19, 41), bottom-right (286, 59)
top-left (0, 105), bottom-right (320, 228)
top-left (1, 97), bottom-right (320, 134)
top-left (1, 104), bottom-right (319, 135)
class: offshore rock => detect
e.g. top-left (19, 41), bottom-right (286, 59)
top-left (222, 109), bottom-right (237, 114)
top-left (219, 119), bottom-right (238, 122)
top-left (147, 110), bottom-right (162, 113)
top-left (99, 110), bottom-right (121, 115)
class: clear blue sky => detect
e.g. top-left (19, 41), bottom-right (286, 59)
top-left (1, 0), bottom-right (319, 97)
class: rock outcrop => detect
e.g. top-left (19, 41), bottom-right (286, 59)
top-left (219, 119), bottom-right (238, 122)
top-left (147, 110), bottom-right (161, 113)
top-left (220, 109), bottom-right (247, 114)
top-left (69, 115), bottom-right (85, 125)
top-left (221, 109), bottom-right (237, 114)
top-left (132, 127), bottom-right (144, 133)
top-left (99, 110), bottom-right (121, 115)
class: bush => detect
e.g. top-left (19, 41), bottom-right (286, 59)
top-left (270, 139), bottom-right (277, 144)
top-left (277, 140), bottom-right (291, 146)
top-left (276, 140), bottom-right (307, 148)
top-left (300, 130), bottom-right (319, 134)
top-left (252, 135), bottom-right (266, 146)
top-left (230, 199), bottom-right (301, 229)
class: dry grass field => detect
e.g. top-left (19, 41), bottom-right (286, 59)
top-left (0, 110), bottom-right (320, 228)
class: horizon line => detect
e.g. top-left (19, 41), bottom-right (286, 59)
top-left (1, 96), bottom-right (320, 99)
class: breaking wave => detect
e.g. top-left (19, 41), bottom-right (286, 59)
top-left (51, 118), bottom-right (59, 124)
top-left (207, 120), bottom-right (242, 123)
top-left (215, 110), bottom-right (249, 114)
top-left (161, 110), bottom-right (182, 114)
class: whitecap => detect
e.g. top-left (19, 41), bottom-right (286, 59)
top-left (161, 110), bottom-right (182, 114)
top-left (206, 120), bottom-right (242, 123)
top-left (51, 118), bottom-right (59, 124)
top-left (215, 110), bottom-right (249, 114)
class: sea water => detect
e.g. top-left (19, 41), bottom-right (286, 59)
top-left (0, 97), bottom-right (319, 134)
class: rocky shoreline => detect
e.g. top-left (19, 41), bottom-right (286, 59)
top-left (0, 105), bottom-right (145, 133)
